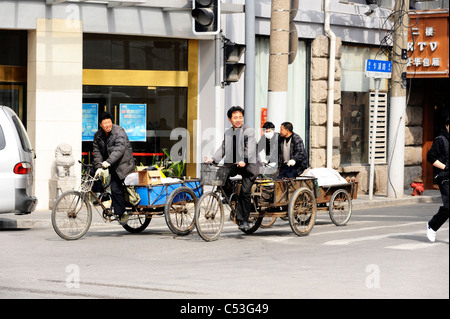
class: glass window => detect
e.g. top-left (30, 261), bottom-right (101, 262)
top-left (82, 86), bottom-right (188, 166)
top-left (83, 34), bottom-right (189, 71)
top-left (12, 115), bottom-right (32, 153)
top-left (0, 30), bottom-right (27, 67)
top-left (340, 45), bottom-right (389, 165)
top-left (0, 124), bottom-right (5, 150)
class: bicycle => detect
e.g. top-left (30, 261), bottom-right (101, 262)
top-left (51, 161), bottom-right (199, 240)
top-left (194, 163), bottom-right (263, 242)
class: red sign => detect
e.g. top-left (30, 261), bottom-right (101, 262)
top-left (261, 108), bottom-right (267, 128)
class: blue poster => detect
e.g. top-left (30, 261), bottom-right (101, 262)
top-left (82, 103), bottom-right (98, 141)
top-left (120, 104), bottom-right (147, 142)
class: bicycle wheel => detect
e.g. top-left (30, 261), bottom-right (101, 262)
top-left (288, 187), bottom-right (317, 236)
top-left (51, 191), bottom-right (92, 240)
top-left (328, 189), bottom-right (352, 226)
top-left (195, 191), bottom-right (224, 242)
top-left (122, 214), bottom-right (152, 233)
top-left (165, 187), bottom-right (197, 236)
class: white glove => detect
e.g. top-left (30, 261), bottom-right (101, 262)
top-left (287, 159), bottom-right (296, 167)
top-left (102, 161), bottom-right (111, 169)
top-left (261, 159), bottom-right (268, 166)
top-left (94, 168), bottom-right (103, 178)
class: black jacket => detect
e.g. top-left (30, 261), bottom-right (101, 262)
top-left (93, 124), bottom-right (135, 180)
top-left (427, 128), bottom-right (449, 182)
top-left (213, 124), bottom-right (261, 179)
top-left (278, 132), bottom-right (308, 175)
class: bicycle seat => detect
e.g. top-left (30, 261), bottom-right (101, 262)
top-left (230, 175), bottom-right (242, 181)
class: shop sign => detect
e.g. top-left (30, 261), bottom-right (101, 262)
top-left (407, 11), bottom-right (449, 78)
top-left (82, 103), bottom-right (98, 141)
top-left (120, 104), bottom-right (147, 142)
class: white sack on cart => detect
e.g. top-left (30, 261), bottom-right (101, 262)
top-left (303, 168), bottom-right (348, 187)
top-left (124, 172), bottom-right (182, 186)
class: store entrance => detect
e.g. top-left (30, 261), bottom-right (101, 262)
top-left (82, 85), bottom-right (188, 167)
top-left (421, 78), bottom-right (449, 189)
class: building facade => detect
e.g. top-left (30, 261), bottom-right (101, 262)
top-left (1, 0), bottom-right (448, 210)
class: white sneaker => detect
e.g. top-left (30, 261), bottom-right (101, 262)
top-left (427, 224), bottom-right (436, 242)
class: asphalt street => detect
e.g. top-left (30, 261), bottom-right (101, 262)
top-left (0, 200), bottom-right (448, 300)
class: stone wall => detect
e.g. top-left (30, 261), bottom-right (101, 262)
top-left (310, 35), bottom-right (342, 169)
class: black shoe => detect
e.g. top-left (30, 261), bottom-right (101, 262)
top-left (239, 221), bottom-right (250, 231)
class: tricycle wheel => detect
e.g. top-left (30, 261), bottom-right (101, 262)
top-left (51, 191), bottom-right (92, 240)
top-left (164, 187), bottom-right (197, 236)
top-left (122, 214), bottom-right (152, 233)
top-left (195, 191), bottom-right (224, 242)
top-left (288, 187), bottom-right (317, 236)
top-left (329, 189), bottom-right (352, 226)
top-left (240, 216), bottom-right (263, 234)
top-left (260, 216), bottom-right (277, 228)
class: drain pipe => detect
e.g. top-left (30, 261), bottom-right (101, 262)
top-left (324, 0), bottom-right (336, 168)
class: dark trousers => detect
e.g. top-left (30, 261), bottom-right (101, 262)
top-left (277, 165), bottom-right (298, 179)
top-left (229, 166), bottom-right (254, 223)
top-left (429, 179), bottom-right (449, 231)
top-left (110, 171), bottom-right (126, 216)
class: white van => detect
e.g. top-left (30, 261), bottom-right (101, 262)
top-left (0, 105), bottom-right (37, 214)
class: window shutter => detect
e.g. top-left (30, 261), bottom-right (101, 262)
top-left (368, 90), bottom-right (388, 164)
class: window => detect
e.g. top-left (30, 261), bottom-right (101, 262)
top-left (82, 85), bottom-right (188, 166)
top-left (83, 34), bottom-right (189, 71)
top-left (0, 125), bottom-right (5, 150)
top-left (340, 45), bottom-right (389, 165)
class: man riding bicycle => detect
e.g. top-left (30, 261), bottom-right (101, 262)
top-left (205, 106), bottom-right (261, 231)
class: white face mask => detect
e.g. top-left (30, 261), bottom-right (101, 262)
top-left (264, 131), bottom-right (274, 140)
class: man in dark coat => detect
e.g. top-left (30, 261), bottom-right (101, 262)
top-left (277, 122), bottom-right (308, 179)
top-left (93, 112), bottom-right (135, 223)
top-left (426, 116), bottom-right (449, 242)
top-left (209, 106), bottom-right (261, 231)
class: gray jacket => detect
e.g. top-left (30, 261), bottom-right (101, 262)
top-left (213, 124), bottom-right (261, 179)
top-left (93, 124), bottom-right (135, 180)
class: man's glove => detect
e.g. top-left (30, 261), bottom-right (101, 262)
top-left (102, 161), bottom-right (111, 169)
top-left (287, 159), bottom-right (296, 167)
top-left (94, 168), bottom-right (103, 178)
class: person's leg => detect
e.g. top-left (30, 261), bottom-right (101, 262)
top-left (110, 172), bottom-right (126, 217)
top-left (236, 174), bottom-right (253, 224)
top-left (428, 180), bottom-right (449, 232)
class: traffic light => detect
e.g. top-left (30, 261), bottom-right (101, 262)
top-left (191, 0), bottom-right (220, 35)
top-left (223, 39), bottom-right (246, 85)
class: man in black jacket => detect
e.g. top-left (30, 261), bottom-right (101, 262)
top-left (93, 112), bottom-right (135, 224)
top-left (426, 116), bottom-right (449, 242)
top-left (208, 106), bottom-right (261, 231)
top-left (277, 122), bottom-right (308, 179)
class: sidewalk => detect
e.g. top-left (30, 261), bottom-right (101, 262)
top-left (0, 190), bottom-right (442, 230)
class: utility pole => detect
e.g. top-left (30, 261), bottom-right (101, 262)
top-left (267, 0), bottom-right (291, 129)
top-left (388, 0), bottom-right (409, 198)
top-left (245, 0), bottom-right (256, 130)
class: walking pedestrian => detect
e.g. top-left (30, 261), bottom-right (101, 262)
top-left (426, 116), bottom-right (449, 242)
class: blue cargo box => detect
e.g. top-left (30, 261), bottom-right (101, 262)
top-left (136, 180), bottom-right (202, 207)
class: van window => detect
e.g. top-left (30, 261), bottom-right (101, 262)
top-left (11, 116), bottom-right (32, 152)
top-left (0, 125), bottom-right (5, 150)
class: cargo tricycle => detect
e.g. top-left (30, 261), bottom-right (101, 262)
top-left (51, 161), bottom-right (201, 240)
top-left (194, 163), bottom-right (318, 242)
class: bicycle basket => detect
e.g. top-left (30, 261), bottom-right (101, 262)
top-left (80, 173), bottom-right (96, 193)
top-left (201, 164), bottom-right (231, 186)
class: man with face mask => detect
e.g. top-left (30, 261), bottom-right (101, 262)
top-left (258, 122), bottom-right (279, 175)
